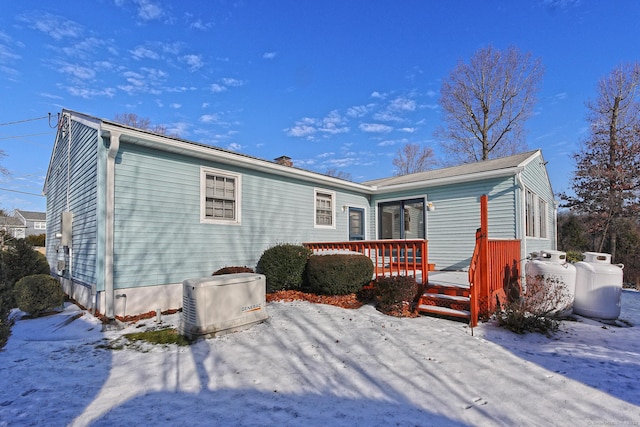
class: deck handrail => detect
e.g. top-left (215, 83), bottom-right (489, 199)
top-left (303, 239), bottom-right (428, 282)
top-left (468, 195), bottom-right (521, 328)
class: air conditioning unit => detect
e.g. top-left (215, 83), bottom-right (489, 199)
top-left (179, 273), bottom-right (267, 339)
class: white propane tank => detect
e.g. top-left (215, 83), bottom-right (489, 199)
top-left (574, 252), bottom-right (624, 320)
top-left (525, 250), bottom-right (576, 315)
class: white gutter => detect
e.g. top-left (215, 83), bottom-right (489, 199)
top-left (99, 123), bottom-right (373, 194)
top-left (371, 167), bottom-right (525, 194)
top-left (104, 130), bottom-right (121, 320)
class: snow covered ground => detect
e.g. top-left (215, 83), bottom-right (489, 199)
top-left (1, 290), bottom-right (639, 426)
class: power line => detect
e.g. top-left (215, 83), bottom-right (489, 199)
top-left (0, 187), bottom-right (45, 197)
top-left (0, 116), bottom-right (49, 126)
top-left (0, 132), bottom-right (54, 141)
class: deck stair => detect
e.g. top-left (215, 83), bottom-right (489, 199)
top-left (416, 282), bottom-right (471, 322)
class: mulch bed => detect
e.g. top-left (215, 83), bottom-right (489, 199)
top-left (266, 290), bottom-right (419, 317)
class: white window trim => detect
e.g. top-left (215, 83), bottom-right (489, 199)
top-left (314, 188), bottom-right (336, 229)
top-left (525, 188), bottom-right (549, 240)
top-left (34, 222), bottom-right (46, 230)
top-left (200, 166), bottom-right (242, 225)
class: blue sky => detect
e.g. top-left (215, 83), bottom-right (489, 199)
top-left (1, 0), bottom-right (639, 213)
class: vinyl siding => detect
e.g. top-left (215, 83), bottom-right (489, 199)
top-left (45, 118), bottom-right (100, 287)
top-left (521, 155), bottom-right (556, 255)
top-left (371, 176), bottom-right (517, 270)
top-left (112, 142), bottom-right (369, 288)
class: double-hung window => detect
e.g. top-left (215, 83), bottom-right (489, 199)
top-left (201, 167), bottom-right (241, 224)
top-left (525, 188), bottom-right (548, 239)
top-left (315, 189), bottom-right (335, 228)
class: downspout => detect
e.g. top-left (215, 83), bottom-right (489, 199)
top-left (105, 131), bottom-right (121, 320)
top-left (516, 172), bottom-right (527, 283)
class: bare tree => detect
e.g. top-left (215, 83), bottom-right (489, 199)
top-left (0, 151), bottom-right (8, 177)
top-left (392, 143), bottom-right (437, 176)
top-left (561, 63), bottom-right (640, 262)
top-left (112, 113), bottom-right (173, 136)
top-left (325, 168), bottom-right (352, 181)
top-left (436, 45), bottom-right (544, 163)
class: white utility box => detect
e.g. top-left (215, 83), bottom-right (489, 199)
top-left (179, 273), bottom-right (267, 339)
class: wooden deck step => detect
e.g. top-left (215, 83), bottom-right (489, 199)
top-left (417, 304), bottom-right (470, 319)
top-left (422, 282), bottom-right (470, 298)
top-left (421, 293), bottom-right (470, 303)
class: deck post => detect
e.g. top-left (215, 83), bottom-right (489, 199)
top-left (479, 194), bottom-right (490, 317)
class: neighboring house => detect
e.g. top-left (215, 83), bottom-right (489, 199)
top-left (0, 215), bottom-right (26, 240)
top-left (15, 210), bottom-right (47, 237)
top-left (43, 109), bottom-right (557, 319)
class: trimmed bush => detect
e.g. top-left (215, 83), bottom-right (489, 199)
top-left (373, 275), bottom-right (419, 311)
top-left (306, 254), bottom-right (374, 295)
top-left (0, 239), bottom-right (50, 309)
top-left (212, 266), bottom-right (254, 275)
top-left (257, 244), bottom-right (312, 292)
top-left (0, 303), bottom-right (10, 349)
top-left (14, 274), bottom-right (64, 317)
top-left (25, 234), bottom-right (46, 247)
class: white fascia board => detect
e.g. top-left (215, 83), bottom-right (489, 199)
top-left (370, 167), bottom-right (525, 194)
top-left (100, 123), bottom-right (373, 194)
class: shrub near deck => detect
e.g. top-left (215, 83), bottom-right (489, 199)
top-left (306, 254), bottom-right (374, 295)
top-left (257, 244), bottom-right (312, 292)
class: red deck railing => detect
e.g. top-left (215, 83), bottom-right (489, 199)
top-left (468, 195), bottom-right (521, 327)
top-left (303, 239), bottom-right (428, 282)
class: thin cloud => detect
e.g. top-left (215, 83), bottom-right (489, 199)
top-left (66, 86), bottom-right (116, 99)
top-left (134, 0), bottom-right (164, 21)
top-left (181, 54), bottom-right (203, 71)
top-left (389, 97), bottom-right (416, 112)
top-left (200, 114), bottom-right (220, 124)
top-left (130, 45), bottom-right (160, 60)
top-left (0, 32), bottom-right (22, 61)
top-left (346, 105), bottom-right (370, 118)
top-left (359, 123), bottom-right (393, 133)
top-left (18, 11), bottom-right (84, 40)
top-left (189, 19), bottom-right (214, 30)
top-left (61, 37), bottom-right (115, 60)
top-left (262, 52), bottom-right (277, 59)
top-left (226, 142), bottom-right (243, 151)
top-left (221, 77), bottom-right (244, 87)
top-left (286, 111), bottom-right (349, 139)
top-left (210, 78), bottom-right (245, 93)
top-left (58, 63), bottom-right (96, 80)
top-left (118, 67), bottom-right (167, 95)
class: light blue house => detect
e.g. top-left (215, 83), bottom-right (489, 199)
top-left (44, 109), bottom-right (556, 318)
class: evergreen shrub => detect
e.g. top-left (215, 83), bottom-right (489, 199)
top-left (306, 254), bottom-right (374, 295)
top-left (212, 266), bottom-right (254, 275)
top-left (0, 239), bottom-right (51, 309)
top-left (25, 234), bottom-right (46, 247)
top-left (0, 303), bottom-right (10, 349)
top-left (373, 275), bottom-right (419, 310)
top-left (256, 244), bottom-right (312, 292)
top-left (14, 274), bottom-right (64, 317)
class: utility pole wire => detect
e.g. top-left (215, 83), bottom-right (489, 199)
top-left (0, 187), bottom-right (45, 197)
top-left (0, 116), bottom-right (49, 126)
top-left (0, 132), bottom-right (54, 141)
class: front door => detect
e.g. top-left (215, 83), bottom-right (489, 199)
top-left (349, 207), bottom-right (365, 240)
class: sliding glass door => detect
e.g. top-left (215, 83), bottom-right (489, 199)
top-left (378, 198), bottom-right (425, 239)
